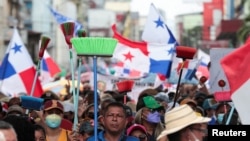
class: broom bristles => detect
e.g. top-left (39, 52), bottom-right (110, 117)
top-left (20, 96), bottom-right (44, 111)
top-left (60, 22), bottom-right (75, 45)
top-left (116, 80), bottom-right (134, 93)
top-left (176, 46), bottom-right (196, 59)
top-left (77, 29), bottom-right (86, 37)
top-left (71, 37), bottom-right (118, 56)
top-left (39, 36), bottom-right (50, 58)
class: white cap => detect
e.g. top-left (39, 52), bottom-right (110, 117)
top-left (62, 100), bottom-right (74, 112)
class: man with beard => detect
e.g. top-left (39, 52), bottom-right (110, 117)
top-left (87, 102), bottom-right (139, 141)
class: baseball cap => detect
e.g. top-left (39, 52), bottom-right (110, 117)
top-left (43, 100), bottom-right (64, 112)
top-left (127, 124), bottom-right (147, 136)
top-left (143, 96), bottom-right (162, 109)
top-left (7, 105), bottom-right (24, 115)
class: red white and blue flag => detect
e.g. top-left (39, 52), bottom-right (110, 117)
top-left (40, 51), bottom-right (61, 85)
top-left (111, 24), bottom-right (174, 78)
top-left (141, 3), bottom-right (179, 79)
top-left (177, 59), bottom-right (201, 81)
top-left (220, 41), bottom-right (250, 124)
top-left (0, 28), bottom-right (43, 97)
top-left (197, 49), bottom-right (210, 79)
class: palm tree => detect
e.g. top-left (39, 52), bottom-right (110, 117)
top-left (237, 0), bottom-right (250, 44)
top-left (237, 14), bottom-right (250, 44)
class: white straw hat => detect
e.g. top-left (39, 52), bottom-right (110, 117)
top-left (157, 104), bottom-right (211, 140)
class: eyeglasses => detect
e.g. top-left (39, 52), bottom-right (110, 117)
top-left (138, 134), bottom-right (147, 141)
top-left (190, 127), bottom-right (208, 134)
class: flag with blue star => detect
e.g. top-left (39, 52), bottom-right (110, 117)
top-left (142, 3), bottom-right (178, 45)
top-left (0, 28), bottom-right (43, 97)
top-left (141, 3), bottom-right (180, 78)
top-left (111, 24), bottom-right (173, 78)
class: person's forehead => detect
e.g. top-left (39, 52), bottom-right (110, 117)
top-left (107, 106), bottom-right (124, 112)
top-left (46, 108), bottom-right (63, 113)
top-left (0, 129), bottom-right (17, 138)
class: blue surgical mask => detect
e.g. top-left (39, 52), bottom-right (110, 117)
top-left (217, 113), bottom-right (224, 124)
top-left (147, 111), bottom-right (161, 123)
top-left (45, 114), bottom-right (62, 128)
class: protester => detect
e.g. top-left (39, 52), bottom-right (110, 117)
top-left (3, 114), bottom-right (35, 141)
top-left (0, 120), bottom-right (18, 141)
top-left (34, 124), bottom-right (46, 141)
top-left (214, 102), bottom-right (231, 125)
top-left (127, 124), bottom-right (148, 141)
top-left (62, 100), bottom-right (75, 123)
top-left (42, 99), bottom-right (71, 141)
top-left (202, 97), bottom-right (218, 125)
top-left (6, 104), bottom-right (25, 116)
top-left (157, 104), bottom-right (211, 141)
top-left (78, 119), bottom-right (95, 141)
top-left (87, 101), bottom-right (139, 141)
top-left (135, 96), bottom-right (166, 141)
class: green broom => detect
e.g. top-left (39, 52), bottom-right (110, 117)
top-left (71, 37), bottom-right (118, 140)
top-left (71, 37), bottom-right (118, 57)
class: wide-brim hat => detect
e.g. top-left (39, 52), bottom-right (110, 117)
top-left (157, 104), bottom-right (211, 140)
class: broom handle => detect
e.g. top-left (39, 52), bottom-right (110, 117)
top-left (172, 61), bottom-right (185, 109)
top-left (93, 56), bottom-right (98, 141)
top-left (69, 48), bottom-right (77, 130)
top-left (74, 57), bottom-right (82, 130)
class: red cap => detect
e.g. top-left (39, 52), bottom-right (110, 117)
top-left (127, 124), bottom-right (147, 136)
top-left (44, 100), bottom-right (64, 112)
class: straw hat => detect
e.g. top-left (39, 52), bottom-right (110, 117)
top-left (157, 104), bottom-right (211, 140)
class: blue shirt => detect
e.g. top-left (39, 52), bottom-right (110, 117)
top-left (87, 131), bottom-right (139, 141)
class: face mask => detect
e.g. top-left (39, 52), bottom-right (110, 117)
top-left (146, 111), bottom-right (161, 123)
top-left (45, 114), bottom-right (62, 128)
top-left (217, 113), bottom-right (224, 124)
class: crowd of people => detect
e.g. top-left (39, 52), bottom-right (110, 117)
top-left (0, 78), bottom-right (241, 141)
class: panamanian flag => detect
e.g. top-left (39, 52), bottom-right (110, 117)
top-left (141, 3), bottom-right (178, 78)
top-left (0, 28), bottom-right (43, 97)
top-left (111, 24), bottom-right (174, 78)
top-left (40, 51), bottom-right (61, 85)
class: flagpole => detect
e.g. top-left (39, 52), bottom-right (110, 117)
top-left (93, 55), bottom-right (98, 141)
top-left (28, 36), bottom-right (50, 114)
top-left (30, 61), bottom-right (41, 97)
top-left (172, 61), bottom-right (184, 108)
top-left (226, 106), bottom-right (235, 125)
